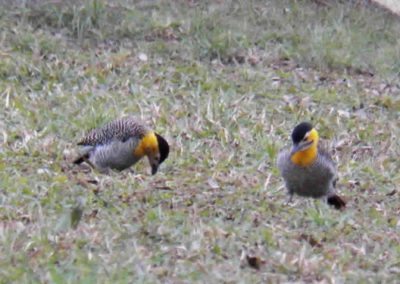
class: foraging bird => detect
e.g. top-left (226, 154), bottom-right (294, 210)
top-left (73, 117), bottom-right (169, 175)
top-left (277, 122), bottom-right (346, 210)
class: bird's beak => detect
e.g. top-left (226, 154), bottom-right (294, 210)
top-left (290, 140), bottom-right (313, 156)
top-left (151, 164), bottom-right (158, 175)
top-left (290, 144), bottom-right (301, 156)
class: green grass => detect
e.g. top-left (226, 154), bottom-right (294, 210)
top-left (1, 0), bottom-right (400, 282)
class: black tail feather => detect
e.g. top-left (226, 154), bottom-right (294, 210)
top-left (327, 195), bottom-right (346, 210)
top-left (73, 154), bottom-right (89, 165)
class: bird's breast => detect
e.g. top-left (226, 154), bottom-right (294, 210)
top-left (91, 138), bottom-right (142, 171)
top-left (278, 151), bottom-right (335, 198)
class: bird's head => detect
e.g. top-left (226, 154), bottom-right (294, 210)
top-left (134, 131), bottom-right (169, 175)
top-left (290, 122), bottom-right (319, 166)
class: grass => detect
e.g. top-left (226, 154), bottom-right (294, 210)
top-left (0, 0), bottom-right (399, 282)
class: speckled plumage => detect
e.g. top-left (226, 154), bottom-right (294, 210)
top-left (74, 117), bottom-right (160, 173)
top-left (77, 117), bottom-right (149, 146)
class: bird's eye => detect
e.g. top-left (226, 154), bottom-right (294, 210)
top-left (303, 137), bottom-right (308, 142)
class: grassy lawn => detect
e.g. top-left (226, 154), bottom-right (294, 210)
top-left (0, 0), bottom-right (399, 282)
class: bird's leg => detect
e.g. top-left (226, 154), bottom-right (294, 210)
top-left (96, 166), bottom-right (110, 175)
top-left (75, 157), bottom-right (96, 174)
top-left (285, 193), bottom-right (294, 205)
top-left (85, 159), bottom-right (96, 170)
top-left (126, 167), bottom-right (136, 174)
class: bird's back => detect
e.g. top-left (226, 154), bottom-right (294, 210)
top-left (78, 117), bottom-right (149, 146)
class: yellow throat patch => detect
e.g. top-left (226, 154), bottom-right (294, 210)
top-left (134, 132), bottom-right (158, 158)
top-left (290, 128), bottom-right (319, 167)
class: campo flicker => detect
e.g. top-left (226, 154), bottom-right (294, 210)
top-left (74, 117), bottom-right (169, 175)
top-left (277, 122), bottom-right (346, 210)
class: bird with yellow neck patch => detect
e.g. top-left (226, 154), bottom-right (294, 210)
top-left (277, 122), bottom-right (346, 210)
top-left (73, 117), bottom-right (169, 175)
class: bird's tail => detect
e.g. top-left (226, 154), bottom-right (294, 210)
top-left (327, 195), bottom-right (346, 210)
top-left (73, 153), bottom-right (89, 165)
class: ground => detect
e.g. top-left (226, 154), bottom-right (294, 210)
top-left (0, 0), bottom-right (399, 283)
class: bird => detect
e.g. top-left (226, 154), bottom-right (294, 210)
top-left (73, 117), bottom-right (169, 175)
top-left (277, 122), bottom-right (346, 210)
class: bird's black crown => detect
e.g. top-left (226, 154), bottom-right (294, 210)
top-left (291, 122), bottom-right (313, 144)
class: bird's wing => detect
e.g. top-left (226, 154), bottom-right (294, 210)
top-left (276, 148), bottom-right (290, 173)
top-left (317, 145), bottom-right (338, 180)
top-left (317, 146), bottom-right (336, 167)
top-left (77, 117), bottom-right (148, 146)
